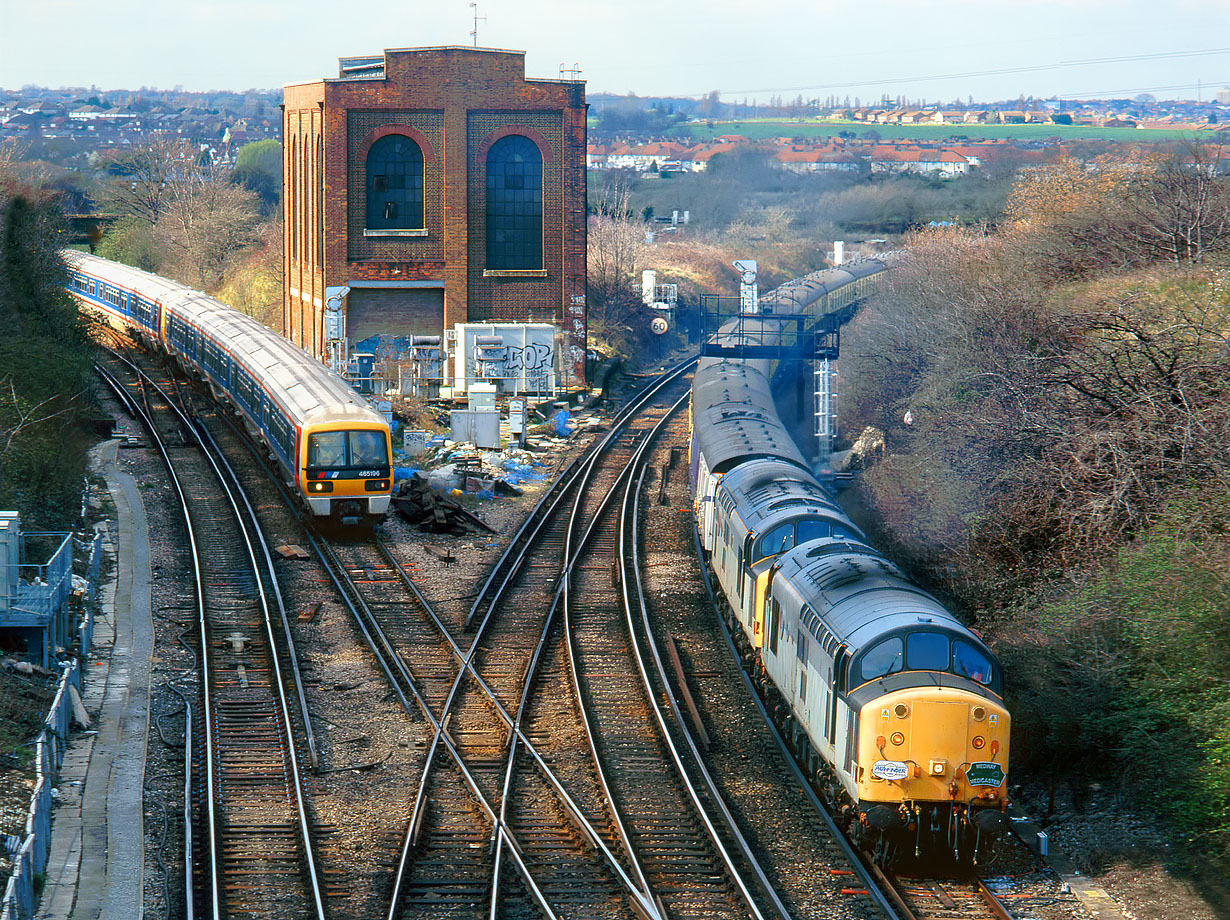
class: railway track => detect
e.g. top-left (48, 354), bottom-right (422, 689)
top-left (96, 351), bottom-right (325, 920)
top-left (312, 355), bottom-right (873, 919)
top-left (90, 330), bottom-right (1040, 920)
top-left (282, 358), bottom-right (732, 917)
top-left (868, 865), bottom-right (1013, 920)
top-left (89, 324), bottom-right (1097, 920)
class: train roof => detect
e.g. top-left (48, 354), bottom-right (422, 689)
top-left (772, 538), bottom-right (968, 654)
top-left (718, 458), bottom-right (860, 541)
top-left (760, 258), bottom-right (887, 314)
top-left (165, 290), bottom-right (379, 424)
top-left (68, 252), bottom-right (385, 429)
top-left (691, 361), bottom-right (809, 474)
top-left (65, 250), bottom-right (185, 302)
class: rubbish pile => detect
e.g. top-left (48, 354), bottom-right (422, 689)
top-left (390, 473), bottom-right (497, 534)
top-left (385, 405), bottom-right (614, 531)
top-left (392, 441), bottom-right (556, 499)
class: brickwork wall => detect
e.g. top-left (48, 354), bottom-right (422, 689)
top-left (282, 84), bottom-right (324, 354)
top-left (283, 48), bottom-right (586, 380)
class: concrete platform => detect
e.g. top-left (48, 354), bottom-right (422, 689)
top-left (1011, 808), bottom-right (1131, 920)
top-left (36, 441), bottom-right (152, 920)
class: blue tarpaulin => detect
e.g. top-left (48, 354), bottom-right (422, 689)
top-left (550, 409), bottom-right (572, 436)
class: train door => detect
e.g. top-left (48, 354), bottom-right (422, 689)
top-left (793, 633), bottom-right (809, 722)
top-left (829, 647), bottom-right (847, 747)
top-left (816, 651), bottom-right (834, 755)
top-left (697, 461), bottom-right (717, 550)
top-left (766, 595), bottom-right (781, 662)
top-left (735, 544), bottom-right (750, 635)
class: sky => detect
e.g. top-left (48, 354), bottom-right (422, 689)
top-left (2, 0), bottom-right (1229, 103)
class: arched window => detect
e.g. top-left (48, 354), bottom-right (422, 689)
top-left (366, 134), bottom-right (424, 230)
top-left (486, 135), bottom-right (542, 269)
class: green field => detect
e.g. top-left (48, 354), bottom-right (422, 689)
top-left (667, 118), bottom-right (1222, 144)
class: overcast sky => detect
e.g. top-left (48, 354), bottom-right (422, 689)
top-left (2, 0), bottom-right (1228, 103)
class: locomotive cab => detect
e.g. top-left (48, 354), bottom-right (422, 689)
top-left (762, 537), bottom-right (1012, 863)
top-left (847, 627), bottom-right (1011, 859)
top-left (302, 424), bottom-right (392, 524)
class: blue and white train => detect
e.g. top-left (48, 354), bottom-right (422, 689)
top-left (66, 252), bottom-right (392, 525)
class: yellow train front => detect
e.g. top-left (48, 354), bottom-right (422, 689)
top-left (300, 414), bottom-right (392, 524)
top-left (759, 537), bottom-right (1011, 863)
top-left (852, 681), bottom-right (1011, 860)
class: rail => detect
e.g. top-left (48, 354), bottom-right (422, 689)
top-left (95, 356), bottom-right (326, 920)
top-left (620, 399), bottom-right (792, 919)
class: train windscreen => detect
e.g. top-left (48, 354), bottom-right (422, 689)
top-left (307, 430), bottom-right (389, 469)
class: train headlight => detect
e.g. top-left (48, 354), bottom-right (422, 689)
top-left (309, 481), bottom-right (334, 493)
top-left (930, 759), bottom-right (947, 776)
top-left (890, 732), bottom-right (905, 746)
top-left (364, 479), bottom-right (390, 492)
top-left (972, 706), bottom-right (987, 722)
top-left (894, 703), bottom-right (909, 718)
top-left (972, 735), bottom-right (985, 749)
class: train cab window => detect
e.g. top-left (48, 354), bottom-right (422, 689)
top-left (350, 430), bottom-right (388, 466)
top-left (952, 640), bottom-right (993, 685)
top-left (308, 432), bottom-right (347, 469)
top-left (796, 519), bottom-right (830, 545)
top-left (859, 637), bottom-right (904, 682)
top-left (761, 522), bottom-right (795, 557)
top-left (906, 632), bottom-right (950, 671)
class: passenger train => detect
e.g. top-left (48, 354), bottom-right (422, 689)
top-left (691, 259), bottom-right (1011, 862)
top-left (65, 252), bottom-right (392, 525)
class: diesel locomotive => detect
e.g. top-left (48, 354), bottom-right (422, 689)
top-left (691, 260), bottom-right (1011, 862)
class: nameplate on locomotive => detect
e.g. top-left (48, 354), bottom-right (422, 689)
top-left (871, 760), bottom-right (909, 781)
top-left (966, 762), bottom-right (1005, 787)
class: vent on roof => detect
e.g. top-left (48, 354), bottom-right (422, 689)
top-left (767, 497), bottom-right (816, 511)
top-left (806, 541), bottom-right (859, 559)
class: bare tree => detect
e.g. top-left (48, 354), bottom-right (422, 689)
top-left (155, 158), bottom-right (262, 291)
top-left (1120, 142), bottom-right (1230, 264)
top-left (99, 135), bottom-right (200, 224)
top-left (0, 377), bottom-right (80, 452)
top-left (587, 177), bottom-right (646, 327)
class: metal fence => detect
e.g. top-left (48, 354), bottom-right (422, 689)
top-left (0, 528), bottom-right (102, 920)
top-left (0, 660), bottom-right (80, 920)
top-left (76, 533), bottom-right (102, 660)
top-left (12, 532), bottom-right (73, 622)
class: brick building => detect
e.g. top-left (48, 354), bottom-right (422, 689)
top-left (282, 46), bottom-right (588, 387)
